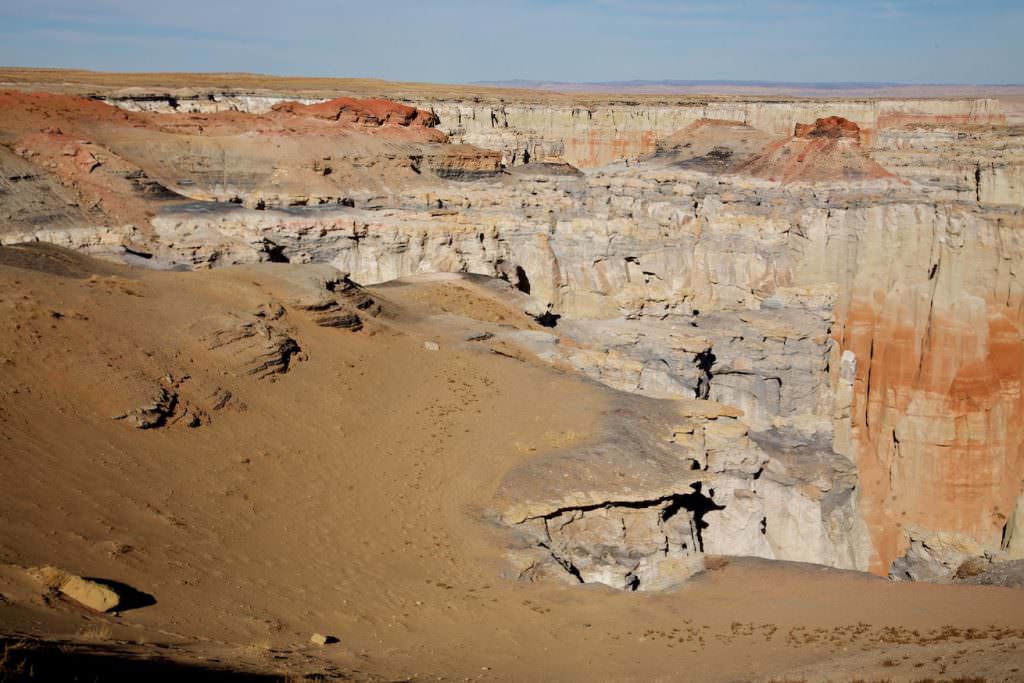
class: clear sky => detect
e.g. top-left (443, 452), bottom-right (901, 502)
top-left (0, 0), bottom-right (1021, 85)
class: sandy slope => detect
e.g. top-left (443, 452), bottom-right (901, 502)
top-left (0, 244), bottom-right (1023, 682)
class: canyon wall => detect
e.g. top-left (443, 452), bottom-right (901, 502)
top-left (102, 92), bottom-right (1005, 170)
top-left (412, 98), bottom-right (1005, 168)
top-left (5, 89), bottom-right (1023, 580)
top-left (102, 165), bottom-right (1021, 574)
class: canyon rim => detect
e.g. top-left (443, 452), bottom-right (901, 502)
top-left (0, 57), bottom-right (1023, 683)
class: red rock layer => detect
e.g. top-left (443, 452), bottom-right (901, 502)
top-left (0, 91), bottom-right (447, 144)
top-left (740, 117), bottom-right (896, 184)
top-left (839, 293), bottom-right (1024, 573)
top-left (794, 116), bottom-right (861, 139)
top-left (272, 97), bottom-right (440, 129)
top-left (0, 91), bottom-right (474, 224)
top-left (563, 130), bottom-right (657, 168)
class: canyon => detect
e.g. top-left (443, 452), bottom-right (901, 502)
top-left (1, 69), bottom-right (1023, 681)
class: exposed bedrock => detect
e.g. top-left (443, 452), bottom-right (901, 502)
top-left (498, 395), bottom-right (870, 590)
top-left (103, 92), bottom-right (1008, 173)
top-left (411, 98), bottom-right (1005, 168)
top-left (17, 163), bottom-right (1020, 576)
top-left (871, 125), bottom-right (1024, 206)
top-left (5, 91), bottom-right (1023, 585)
top-left (819, 205), bottom-right (1024, 572)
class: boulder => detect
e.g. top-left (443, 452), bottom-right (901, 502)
top-left (31, 566), bottom-right (121, 612)
top-left (61, 575), bottom-right (121, 612)
top-left (310, 633), bottom-right (336, 646)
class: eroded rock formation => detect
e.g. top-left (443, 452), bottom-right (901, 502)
top-left (412, 98), bottom-right (1005, 168)
top-left (2, 86), bottom-right (1022, 587)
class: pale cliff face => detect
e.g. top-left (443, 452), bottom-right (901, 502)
top-left (410, 98), bottom-right (1005, 169)
top-left (4, 88), bottom-right (1023, 579)
top-left (96, 167), bottom-right (1024, 573)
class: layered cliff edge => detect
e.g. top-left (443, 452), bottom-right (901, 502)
top-left (1, 78), bottom-right (1023, 587)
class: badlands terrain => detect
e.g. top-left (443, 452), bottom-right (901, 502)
top-left (0, 68), bottom-right (1023, 681)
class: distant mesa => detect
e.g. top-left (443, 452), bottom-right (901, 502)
top-left (739, 116), bottom-right (897, 184)
top-left (653, 115), bottom-right (899, 184)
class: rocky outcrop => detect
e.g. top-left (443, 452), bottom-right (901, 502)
top-left (198, 307), bottom-right (302, 380)
top-left (513, 495), bottom-right (706, 591)
top-left (112, 385), bottom-right (178, 429)
top-left (100, 93), bottom-right (1004, 169)
top-left (953, 558), bottom-right (1024, 588)
top-left (498, 396), bottom-right (723, 589)
top-left (30, 566), bottom-right (124, 613)
top-left (1005, 494), bottom-right (1024, 560)
top-left (871, 123), bottom-right (1024, 205)
top-left (6, 127), bottom-right (185, 229)
top-left (0, 91), bottom-right (472, 226)
top-left (271, 97), bottom-right (440, 129)
top-left (410, 98), bottom-right (1005, 168)
top-left (260, 263), bottom-right (387, 331)
top-left (498, 388), bottom-right (870, 589)
top-left (821, 204), bottom-right (1024, 572)
top-left (889, 528), bottom-right (988, 582)
top-left (653, 118), bottom-right (774, 173)
top-left (102, 92), bottom-right (325, 114)
top-left (20, 151), bottom-right (1015, 579)
top-left (740, 117), bottom-right (896, 184)
top-left (4, 86), bottom-right (1022, 585)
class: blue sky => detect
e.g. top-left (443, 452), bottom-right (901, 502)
top-left (0, 0), bottom-right (1021, 84)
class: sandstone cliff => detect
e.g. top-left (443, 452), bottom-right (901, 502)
top-left (2, 87), bottom-right (1022, 582)
top-left (411, 98), bottom-right (1004, 168)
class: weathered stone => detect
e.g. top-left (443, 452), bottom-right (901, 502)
top-left (310, 633), bottom-right (335, 646)
top-left (31, 567), bottom-right (121, 612)
top-left (112, 386), bottom-right (177, 429)
top-left (889, 529), bottom-right (987, 582)
top-left (4, 87), bottom-right (1022, 585)
top-left (1001, 493), bottom-right (1024, 560)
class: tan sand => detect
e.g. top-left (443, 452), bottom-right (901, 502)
top-left (0, 244), bottom-right (1021, 681)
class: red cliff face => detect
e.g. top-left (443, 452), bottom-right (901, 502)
top-left (819, 205), bottom-right (1024, 574)
top-left (271, 97), bottom-right (442, 132)
top-left (842, 299), bottom-right (1024, 573)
